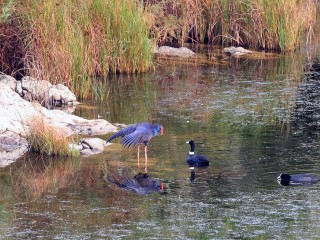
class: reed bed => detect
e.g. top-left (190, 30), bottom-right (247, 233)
top-left (0, 0), bottom-right (318, 99)
top-left (145, 0), bottom-right (317, 51)
top-left (18, 0), bottom-right (152, 98)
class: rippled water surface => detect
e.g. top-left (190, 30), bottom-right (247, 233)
top-left (2, 46), bottom-right (320, 239)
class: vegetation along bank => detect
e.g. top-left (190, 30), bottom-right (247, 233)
top-left (0, 0), bottom-right (318, 98)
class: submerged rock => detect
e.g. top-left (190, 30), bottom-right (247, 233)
top-left (223, 46), bottom-right (253, 56)
top-left (155, 46), bottom-right (195, 58)
top-left (80, 138), bottom-right (111, 156)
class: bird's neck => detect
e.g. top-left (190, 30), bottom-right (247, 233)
top-left (189, 142), bottom-right (195, 152)
top-left (189, 151), bottom-right (194, 155)
top-left (153, 126), bottom-right (160, 136)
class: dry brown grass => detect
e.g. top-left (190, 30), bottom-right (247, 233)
top-left (145, 0), bottom-right (318, 51)
top-left (26, 115), bottom-right (79, 157)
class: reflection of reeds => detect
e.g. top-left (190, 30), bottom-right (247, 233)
top-left (91, 77), bottom-right (111, 101)
top-left (155, 49), bottom-right (307, 126)
top-left (26, 115), bottom-right (79, 157)
top-left (12, 156), bottom-right (80, 199)
top-left (95, 74), bottom-right (158, 124)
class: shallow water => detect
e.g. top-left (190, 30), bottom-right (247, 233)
top-left (2, 46), bottom-right (320, 239)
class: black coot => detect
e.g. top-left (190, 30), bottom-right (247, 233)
top-left (186, 139), bottom-right (209, 167)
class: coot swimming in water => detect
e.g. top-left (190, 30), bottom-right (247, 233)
top-left (186, 139), bottom-right (209, 167)
top-left (277, 173), bottom-right (320, 186)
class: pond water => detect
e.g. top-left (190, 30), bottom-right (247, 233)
top-left (2, 46), bottom-right (320, 239)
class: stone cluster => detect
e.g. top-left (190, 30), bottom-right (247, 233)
top-left (0, 74), bottom-right (117, 167)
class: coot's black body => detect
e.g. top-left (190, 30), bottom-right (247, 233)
top-left (186, 140), bottom-right (209, 167)
top-left (277, 173), bottom-right (320, 186)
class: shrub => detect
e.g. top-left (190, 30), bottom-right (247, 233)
top-left (26, 115), bottom-right (79, 157)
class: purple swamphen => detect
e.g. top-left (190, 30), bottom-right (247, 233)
top-left (106, 122), bottom-right (164, 172)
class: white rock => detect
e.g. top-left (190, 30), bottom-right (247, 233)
top-left (223, 46), bottom-right (253, 56)
top-left (21, 76), bottom-right (52, 101)
top-left (0, 132), bottom-right (28, 168)
top-left (0, 83), bottom-right (117, 166)
top-left (48, 84), bottom-right (77, 104)
top-left (0, 74), bottom-right (17, 91)
top-left (156, 46), bottom-right (195, 58)
top-left (80, 138), bottom-right (107, 156)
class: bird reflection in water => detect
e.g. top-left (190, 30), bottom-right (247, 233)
top-left (106, 170), bottom-right (165, 195)
top-left (189, 165), bottom-right (210, 183)
top-left (189, 167), bottom-right (196, 183)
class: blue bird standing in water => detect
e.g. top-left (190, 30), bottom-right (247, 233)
top-left (106, 122), bottom-right (164, 172)
top-left (186, 139), bottom-right (209, 167)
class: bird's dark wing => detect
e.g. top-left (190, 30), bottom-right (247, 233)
top-left (121, 125), bottom-right (153, 148)
top-left (187, 155), bottom-right (209, 167)
top-left (117, 176), bottom-right (150, 195)
top-left (106, 124), bottom-right (137, 143)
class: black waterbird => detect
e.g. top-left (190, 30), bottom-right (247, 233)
top-left (277, 173), bottom-right (320, 186)
top-left (186, 139), bottom-right (209, 167)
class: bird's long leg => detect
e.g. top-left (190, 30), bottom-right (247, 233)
top-left (137, 145), bottom-right (140, 172)
top-left (144, 145), bottom-right (148, 173)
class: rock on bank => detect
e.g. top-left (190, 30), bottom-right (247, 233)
top-left (0, 79), bottom-right (117, 167)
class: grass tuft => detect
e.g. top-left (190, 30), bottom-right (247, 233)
top-left (26, 115), bottom-right (79, 157)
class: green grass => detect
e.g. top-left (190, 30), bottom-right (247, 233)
top-left (0, 0), bottom-right (15, 23)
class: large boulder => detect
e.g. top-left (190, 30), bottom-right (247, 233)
top-left (0, 75), bottom-right (17, 91)
top-left (0, 74), bottom-right (79, 107)
top-left (0, 82), bottom-right (38, 134)
top-left (20, 76), bottom-right (52, 102)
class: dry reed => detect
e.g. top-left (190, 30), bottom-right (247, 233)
top-left (26, 115), bottom-right (79, 157)
top-left (145, 0), bottom-right (317, 51)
